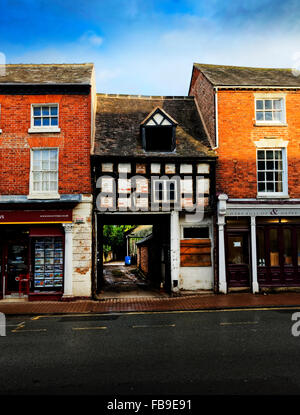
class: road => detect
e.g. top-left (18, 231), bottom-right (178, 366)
top-left (1, 308), bottom-right (300, 396)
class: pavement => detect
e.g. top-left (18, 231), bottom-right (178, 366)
top-left (2, 291), bottom-right (300, 315)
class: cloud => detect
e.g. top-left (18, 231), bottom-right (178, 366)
top-left (80, 31), bottom-right (103, 48)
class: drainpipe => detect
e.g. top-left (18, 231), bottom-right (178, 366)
top-left (214, 87), bottom-right (219, 149)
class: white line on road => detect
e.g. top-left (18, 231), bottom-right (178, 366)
top-left (220, 321), bottom-right (259, 326)
top-left (132, 324), bottom-right (176, 328)
top-left (72, 326), bottom-right (107, 331)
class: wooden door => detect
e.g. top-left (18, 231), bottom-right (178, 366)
top-left (226, 231), bottom-right (250, 287)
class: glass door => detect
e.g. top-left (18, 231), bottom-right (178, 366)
top-left (6, 241), bottom-right (28, 293)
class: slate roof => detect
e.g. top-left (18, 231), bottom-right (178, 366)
top-left (0, 63), bottom-right (94, 85)
top-left (193, 63), bottom-right (300, 87)
top-left (94, 94), bottom-right (215, 158)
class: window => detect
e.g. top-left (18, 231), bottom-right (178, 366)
top-left (30, 149), bottom-right (59, 195)
top-left (153, 179), bottom-right (178, 203)
top-left (29, 104), bottom-right (60, 132)
top-left (183, 227), bottom-right (209, 239)
top-left (255, 98), bottom-right (285, 124)
top-left (141, 108), bottom-right (177, 152)
top-left (257, 149), bottom-right (287, 195)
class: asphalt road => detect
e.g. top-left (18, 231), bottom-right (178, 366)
top-left (1, 308), bottom-right (300, 396)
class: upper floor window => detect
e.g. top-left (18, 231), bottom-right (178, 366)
top-left (257, 149), bottom-right (287, 196)
top-left (255, 98), bottom-right (285, 124)
top-left (141, 108), bottom-right (177, 152)
top-left (29, 104), bottom-right (60, 133)
top-left (29, 148), bottom-right (59, 197)
top-left (152, 179), bottom-right (178, 203)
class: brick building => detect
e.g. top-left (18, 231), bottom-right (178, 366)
top-left (0, 64), bottom-right (95, 300)
top-left (190, 63), bottom-right (300, 293)
top-left (92, 94), bottom-right (216, 294)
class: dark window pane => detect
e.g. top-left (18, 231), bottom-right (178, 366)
top-left (265, 111), bottom-right (273, 120)
top-left (257, 150), bottom-right (265, 160)
top-left (256, 111), bottom-right (264, 120)
top-left (266, 150), bottom-right (274, 159)
top-left (33, 107), bottom-right (41, 116)
top-left (183, 227), bottom-right (209, 239)
top-left (269, 228), bottom-right (279, 266)
top-left (43, 117), bottom-right (50, 126)
top-left (258, 182), bottom-right (265, 191)
top-left (50, 106), bottom-right (58, 116)
top-left (42, 107), bottom-right (49, 116)
top-left (265, 100), bottom-right (272, 110)
top-left (266, 161), bottom-right (274, 170)
top-left (267, 182), bottom-right (274, 192)
top-left (258, 161), bottom-right (265, 170)
top-left (266, 171), bottom-right (274, 181)
top-left (257, 229), bottom-right (266, 266)
top-left (34, 117), bottom-right (41, 126)
top-left (258, 172), bottom-right (265, 181)
top-left (283, 228), bottom-right (292, 265)
top-left (51, 117), bottom-right (58, 126)
top-left (256, 100), bottom-right (263, 110)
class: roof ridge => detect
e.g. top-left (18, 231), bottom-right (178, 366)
top-left (96, 93), bottom-right (194, 100)
top-left (194, 63), bottom-right (293, 71)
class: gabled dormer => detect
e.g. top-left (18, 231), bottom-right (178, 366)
top-left (140, 107), bottom-right (177, 152)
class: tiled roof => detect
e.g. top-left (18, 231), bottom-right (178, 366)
top-left (0, 63), bottom-right (94, 84)
top-left (94, 94), bottom-right (215, 158)
top-left (194, 63), bottom-right (300, 87)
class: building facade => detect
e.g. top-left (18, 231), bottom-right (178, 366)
top-left (190, 63), bottom-right (300, 293)
top-left (92, 94), bottom-right (216, 294)
top-left (0, 64), bottom-right (95, 300)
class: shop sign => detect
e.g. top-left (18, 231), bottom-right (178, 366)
top-left (0, 210), bottom-right (73, 224)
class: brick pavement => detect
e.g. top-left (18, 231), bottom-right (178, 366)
top-left (1, 292), bottom-right (300, 315)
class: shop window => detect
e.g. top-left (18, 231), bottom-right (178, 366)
top-left (33, 237), bottom-right (63, 291)
top-left (30, 148), bottom-right (59, 195)
top-left (257, 228), bottom-right (266, 267)
top-left (269, 228), bottom-right (279, 266)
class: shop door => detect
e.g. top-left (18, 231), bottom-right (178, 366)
top-left (2, 235), bottom-right (29, 295)
top-left (257, 225), bottom-right (300, 286)
top-left (226, 232), bottom-right (250, 287)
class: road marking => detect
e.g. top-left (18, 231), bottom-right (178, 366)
top-left (132, 324), bottom-right (176, 328)
top-left (72, 326), bottom-right (107, 331)
top-left (220, 321), bottom-right (259, 326)
top-left (13, 329), bottom-right (47, 332)
top-left (11, 321), bottom-right (25, 332)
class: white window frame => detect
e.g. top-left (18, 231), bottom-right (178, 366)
top-left (256, 148), bottom-right (288, 198)
top-left (254, 96), bottom-right (286, 126)
top-left (28, 148), bottom-right (60, 199)
top-left (152, 178), bottom-right (178, 203)
top-left (28, 103), bottom-right (61, 133)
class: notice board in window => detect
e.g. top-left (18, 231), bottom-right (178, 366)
top-left (180, 238), bottom-right (211, 267)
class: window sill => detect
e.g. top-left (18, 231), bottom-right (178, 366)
top-left (28, 127), bottom-right (61, 133)
top-left (257, 194), bottom-right (290, 199)
top-left (27, 193), bottom-right (60, 200)
top-left (254, 122), bottom-right (287, 127)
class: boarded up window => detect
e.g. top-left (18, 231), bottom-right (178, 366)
top-left (180, 238), bottom-right (211, 267)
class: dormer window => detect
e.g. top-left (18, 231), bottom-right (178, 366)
top-left (141, 107), bottom-right (177, 152)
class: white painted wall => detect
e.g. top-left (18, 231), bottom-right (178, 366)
top-left (72, 195), bottom-right (93, 297)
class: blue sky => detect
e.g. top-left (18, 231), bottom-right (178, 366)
top-left (1, 0), bottom-right (300, 94)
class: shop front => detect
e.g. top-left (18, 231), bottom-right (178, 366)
top-left (217, 194), bottom-right (300, 293)
top-left (0, 210), bottom-right (72, 300)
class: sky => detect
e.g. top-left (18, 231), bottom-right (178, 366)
top-left (0, 0), bottom-right (300, 95)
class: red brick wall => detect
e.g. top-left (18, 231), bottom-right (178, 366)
top-left (137, 246), bottom-right (149, 275)
top-left (189, 67), bottom-right (216, 146)
top-left (216, 89), bottom-right (300, 198)
top-left (0, 93), bottom-right (91, 195)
